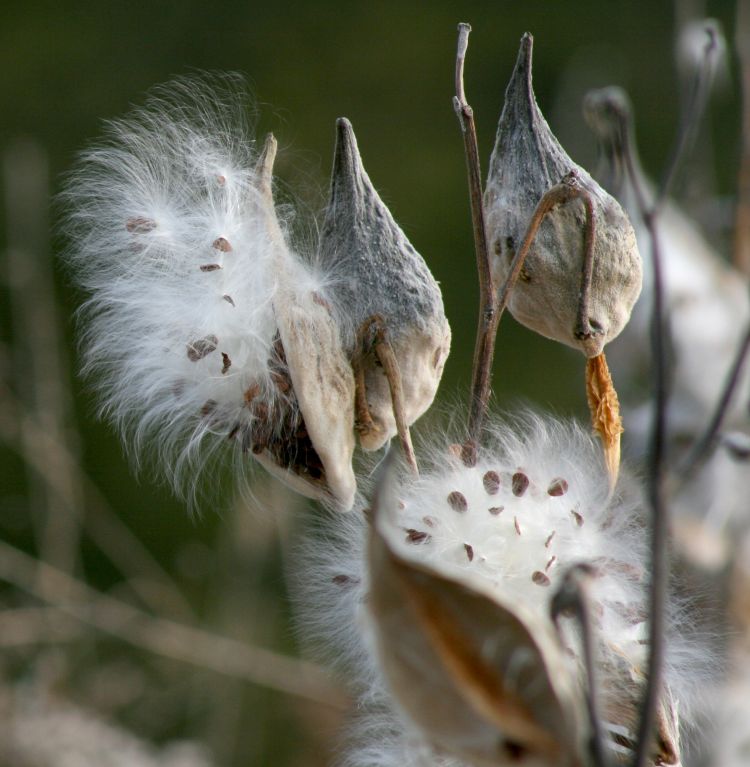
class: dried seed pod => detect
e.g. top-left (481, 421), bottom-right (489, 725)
top-left (319, 118), bottom-right (451, 450)
top-left (250, 134), bottom-right (357, 510)
top-left (367, 469), bottom-right (586, 767)
top-left (484, 33), bottom-right (642, 358)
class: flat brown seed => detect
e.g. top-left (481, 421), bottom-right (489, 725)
top-left (187, 334), bottom-right (219, 362)
top-left (422, 515), bottom-right (437, 528)
top-left (488, 506), bottom-right (504, 516)
top-left (221, 352), bottom-right (231, 374)
top-left (545, 555), bottom-right (557, 572)
top-left (447, 490), bottom-right (468, 513)
top-left (213, 236), bottom-right (232, 252)
top-left (547, 478), bottom-right (569, 496)
top-left (200, 399), bottom-right (217, 417)
top-left (332, 574), bottom-right (358, 585)
top-left (544, 530), bottom-right (556, 548)
top-left (532, 570), bottom-right (551, 586)
top-left (270, 371), bottom-right (291, 393)
top-left (223, 294), bottom-right (235, 306)
top-left (571, 509), bottom-right (584, 527)
top-left (243, 383), bottom-right (261, 405)
top-left (126, 216), bottom-right (157, 233)
top-left (217, 175), bottom-right (226, 186)
top-left (406, 529), bottom-right (430, 544)
top-left (464, 543), bottom-right (474, 562)
top-left (483, 470), bottom-right (501, 495)
top-left (200, 263), bottom-right (222, 272)
top-left (514, 516), bottom-right (522, 536)
top-left (512, 471), bottom-right (529, 497)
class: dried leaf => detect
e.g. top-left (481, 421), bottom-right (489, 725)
top-left (586, 352), bottom-right (623, 488)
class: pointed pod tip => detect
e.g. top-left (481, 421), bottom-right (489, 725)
top-left (256, 132), bottom-right (278, 194)
top-left (332, 116), bottom-right (364, 187)
top-left (514, 32), bottom-right (534, 80)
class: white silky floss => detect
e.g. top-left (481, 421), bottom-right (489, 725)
top-left (62, 77), bottom-right (360, 507)
top-left (302, 415), bottom-right (692, 766)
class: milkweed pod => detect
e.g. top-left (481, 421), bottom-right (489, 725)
top-left (366, 459), bottom-right (586, 767)
top-left (248, 135), bottom-right (357, 510)
top-left (319, 118), bottom-right (451, 449)
top-left (484, 33), bottom-right (642, 358)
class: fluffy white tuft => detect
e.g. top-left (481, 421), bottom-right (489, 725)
top-left (61, 75), bottom-right (326, 496)
top-left (297, 412), bottom-right (709, 765)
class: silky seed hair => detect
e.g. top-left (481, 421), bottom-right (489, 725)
top-left (61, 75), bottom-right (330, 498)
top-left (297, 412), bottom-right (707, 766)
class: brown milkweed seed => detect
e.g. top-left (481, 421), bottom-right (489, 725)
top-left (126, 216), bottom-right (157, 233)
top-left (447, 491), bottom-right (468, 513)
top-left (223, 294), bottom-right (235, 306)
top-left (514, 516), bottom-right (522, 536)
top-left (406, 529), bottom-right (430, 544)
top-left (532, 570), bottom-right (551, 586)
top-left (187, 335), bottom-right (218, 361)
top-left (545, 531), bottom-right (556, 548)
top-left (571, 510), bottom-right (584, 527)
top-left (489, 506), bottom-right (504, 516)
top-left (212, 236), bottom-right (232, 252)
top-left (221, 352), bottom-right (231, 374)
top-left (512, 472), bottom-right (529, 497)
top-left (483, 470), bottom-right (501, 495)
top-left (464, 543), bottom-right (474, 562)
top-left (200, 263), bottom-right (222, 272)
top-left (547, 478), bottom-right (569, 496)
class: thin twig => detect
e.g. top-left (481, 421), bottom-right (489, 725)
top-left (734, 0), bottom-right (750, 275)
top-left (453, 23), bottom-right (499, 449)
top-left (551, 564), bottom-right (609, 767)
top-left (677, 320), bottom-right (750, 478)
top-left (656, 22), bottom-right (718, 209)
top-left (0, 538), bottom-right (346, 709)
top-left (497, 175), bottom-right (595, 326)
top-left (618, 109), bottom-right (669, 767)
top-left (370, 321), bottom-right (419, 475)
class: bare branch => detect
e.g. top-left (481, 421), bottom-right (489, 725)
top-left (616, 108), bottom-right (670, 767)
top-left (734, 0), bottom-right (750, 275)
top-left (453, 23), bottom-right (499, 450)
top-left (551, 564), bottom-right (610, 767)
top-left (657, 22), bottom-right (719, 209)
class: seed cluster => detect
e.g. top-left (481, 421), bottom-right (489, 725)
top-left (396, 462), bottom-right (584, 592)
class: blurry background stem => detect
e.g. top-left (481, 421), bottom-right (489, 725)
top-left (734, 0), bottom-right (750, 275)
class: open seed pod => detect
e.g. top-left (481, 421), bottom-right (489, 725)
top-left (366, 460), bottom-right (586, 767)
top-left (240, 135), bottom-right (357, 510)
top-left (484, 34), bottom-right (642, 358)
top-left (319, 119), bottom-right (451, 450)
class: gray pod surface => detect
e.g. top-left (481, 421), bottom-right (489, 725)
top-left (319, 118), bottom-right (451, 450)
top-left (484, 33), bottom-right (642, 358)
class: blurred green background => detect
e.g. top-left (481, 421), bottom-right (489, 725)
top-left (0, 1), bottom-right (742, 765)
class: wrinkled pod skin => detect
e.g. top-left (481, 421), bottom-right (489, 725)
top-left (249, 134), bottom-right (357, 510)
top-left (484, 33), bottom-right (642, 358)
top-left (319, 119), bottom-right (451, 449)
